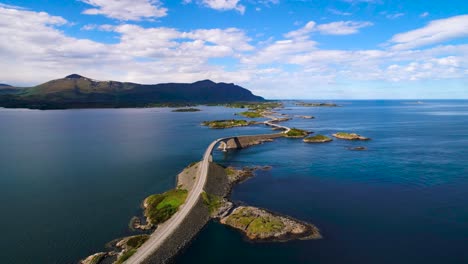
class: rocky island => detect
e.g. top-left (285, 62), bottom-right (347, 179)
top-left (297, 102), bottom-right (339, 107)
top-left (202, 119), bottom-right (256, 129)
top-left (285, 128), bottom-right (311, 138)
top-left (220, 206), bottom-right (321, 241)
top-left (172, 108), bottom-right (201, 112)
top-left (333, 132), bottom-right (370, 140)
top-left (303, 135), bottom-right (333, 143)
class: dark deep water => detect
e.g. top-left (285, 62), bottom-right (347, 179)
top-left (1, 101), bottom-right (468, 263)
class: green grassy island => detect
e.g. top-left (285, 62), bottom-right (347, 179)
top-left (220, 206), bottom-right (321, 241)
top-left (172, 108), bottom-right (201, 112)
top-left (285, 128), bottom-right (310, 138)
top-left (238, 111), bottom-right (264, 118)
top-left (303, 134), bottom-right (332, 143)
top-left (296, 102), bottom-right (339, 107)
top-left (202, 119), bottom-right (255, 129)
top-left (144, 189), bottom-right (188, 225)
top-left (333, 132), bottom-right (370, 140)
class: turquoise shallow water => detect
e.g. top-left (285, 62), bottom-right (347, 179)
top-left (1, 101), bottom-right (468, 263)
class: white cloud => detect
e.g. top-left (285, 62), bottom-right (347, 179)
top-left (385, 12), bottom-right (405, 19)
top-left (317, 21), bottom-right (373, 35)
top-left (390, 15), bottom-right (468, 50)
top-left (201, 0), bottom-right (245, 14)
top-left (80, 0), bottom-right (167, 21)
top-left (328, 8), bottom-right (352, 16)
top-left (420, 12), bottom-right (429, 18)
top-left (285, 20), bottom-right (372, 38)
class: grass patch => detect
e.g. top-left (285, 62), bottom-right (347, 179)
top-left (126, 235), bottom-right (150, 249)
top-left (201, 192), bottom-right (224, 214)
top-left (145, 189), bottom-right (188, 225)
top-left (247, 217), bottom-right (285, 234)
top-left (238, 111), bottom-right (263, 118)
top-left (225, 208), bottom-right (256, 228)
top-left (285, 128), bottom-right (309, 138)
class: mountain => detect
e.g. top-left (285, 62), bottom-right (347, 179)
top-left (0, 84), bottom-right (25, 95)
top-left (0, 74), bottom-right (264, 109)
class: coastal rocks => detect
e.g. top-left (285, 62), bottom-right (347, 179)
top-left (296, 115), bottom-right (315, 119)
top-left (348, 146), bottom-right (367, 151)
top-left (296, 102), bottom-right (339, 107)
top-left (333, 132), bottom-right (370, 140)
top-left (220, 206), bottom-right (321, 242)
top-left (130, 216), bottom-right (152, 231)
top-left (172, 108), bottom-right (201, 112)
top-left (80, 235), bottom-right (149, 264)
top-left (224, 166), bottom-right (271, 184)
top-left (303, 135), bottom-right (332, 143)
top-left (80, 252), bottom-right (108, 264)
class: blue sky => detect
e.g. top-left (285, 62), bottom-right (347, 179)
top-left (0, 0), bottom-right (467, 99)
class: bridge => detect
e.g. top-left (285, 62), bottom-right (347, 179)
top-left (125, 117), bottom-right (290, 264)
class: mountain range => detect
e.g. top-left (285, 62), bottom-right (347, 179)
top-left (0, 74), bottom-right (264, 109)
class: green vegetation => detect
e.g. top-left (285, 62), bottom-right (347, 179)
top-left (296, 102), bottom-right (339, 107)
top-left (224, 207), bottom-right (285, 235)
top-left (0, 75), bottom-right (265, 110)
top-left (212, 101), bottom-right (283, 110)
top-left (248, 216), bottom-right (285, 234)
top-left (225, 167), bottom-right (236, 176)
top-left (225, 208), bottom-right (256, 228)
top-left (202, 119), bottom-right (254, 129)
top-left (172, 108), bottom-right (201, 112)
top-left (116, 249), bottom-right (137, 264)
top-left (202, 192), bottom-right (224, 214)
top-left (238, 111), bottom-right (263, 118)
top-left (285, 128), bottom-right (309, 138)
top-left (145, 189), bottom-right (188, 225)
top-left (303, 134), bottom-right (332, 143)
top-left (125, 235), bottom-right (150, 249)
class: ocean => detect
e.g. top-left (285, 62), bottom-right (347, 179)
top-left (1, 101), bottom-right (467, 263)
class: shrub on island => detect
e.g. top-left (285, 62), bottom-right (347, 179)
top-left (285, 128), bottom-right (310, 138)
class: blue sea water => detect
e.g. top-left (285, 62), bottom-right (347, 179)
top-left (1, 101), bottom-right (468, 263)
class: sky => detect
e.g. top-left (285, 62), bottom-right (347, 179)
top-left (0, 0), bottom-right (467, 99)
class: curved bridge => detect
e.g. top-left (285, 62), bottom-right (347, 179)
top-left (126, 118), bottom-right (290, 264)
